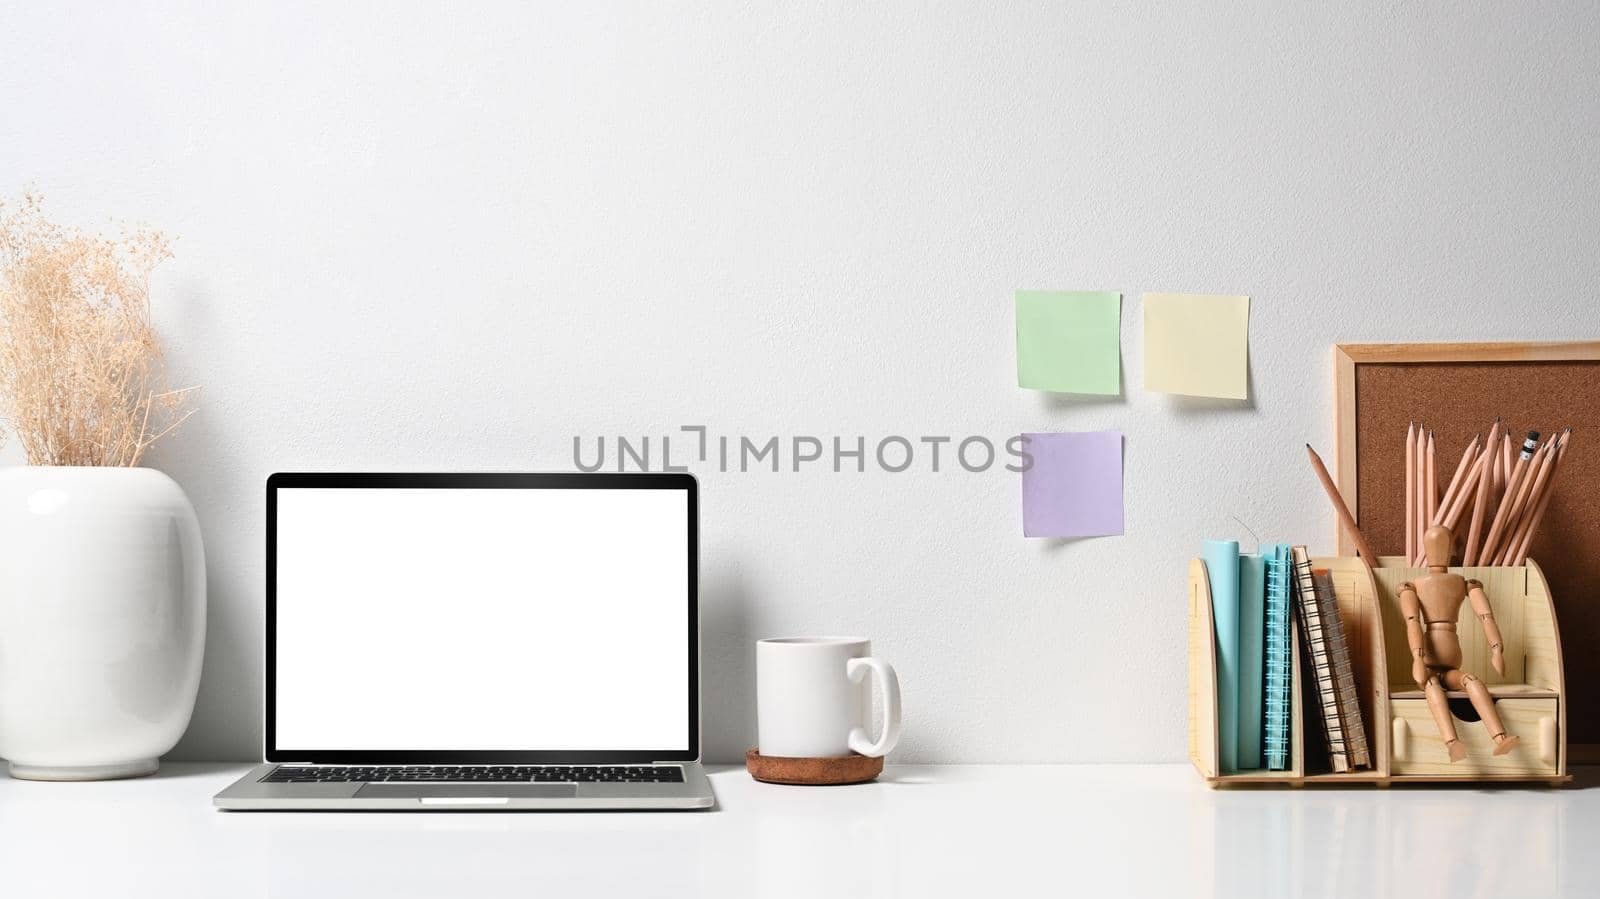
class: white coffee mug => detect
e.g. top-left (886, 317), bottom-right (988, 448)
top-left (757, 637), bottom-right (902, 758)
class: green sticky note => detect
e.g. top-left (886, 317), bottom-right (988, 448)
top-left (1014, 291), bottom-right (1122, 395)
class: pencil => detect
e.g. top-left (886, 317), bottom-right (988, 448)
top-left (1486, 439), bottom-right (1544, 565)
top-left (1434, 434), bottom-right (1479, 526)
top-left (1422, 430), bottom-right (1437, 563)
top-left (1489, 438), bottom-right (1501, 500)
top-left (1463, 418), bottom-right (1502, 565)
top-left (1420, 425), bottom-right (1433, 559)
top-left (1493, 437), bottom-right (1555, 565)
top-left (1443, 450), bottom-right (1484, 529)
top-left (1493, 431), bottom-right (1511, 501)
top-left (1404, 422), bottom-right (1416, 563)
top-left (1510, 430), bottom-right (1573, 566)
top-left (1307, 444), bottom-right (1378, 565)
top-left (1480, 431), bottom-right (1539, 565)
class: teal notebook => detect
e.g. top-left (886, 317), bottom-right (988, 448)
top-left (1237, 553), bottom-right (1266, 770)
top-left (1260, 543), bottom-right (1292, 771)
top-left (1202, 539), bottom-right (1241, 773)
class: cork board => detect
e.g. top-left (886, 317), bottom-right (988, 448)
top-left (1333, 342), bottom-right (1600, 749)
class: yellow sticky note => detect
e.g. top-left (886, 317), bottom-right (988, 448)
top-left (1142, 293), bottom-right (1250, 399)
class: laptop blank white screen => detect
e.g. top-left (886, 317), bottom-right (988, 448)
top-left (273, 487), bottom-right (690, 752)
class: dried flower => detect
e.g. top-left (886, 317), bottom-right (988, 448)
top-left (0, 193), bottom-right (196, 466)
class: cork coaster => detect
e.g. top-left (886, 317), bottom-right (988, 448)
top-left (745, 748), bottom-right (884, 785)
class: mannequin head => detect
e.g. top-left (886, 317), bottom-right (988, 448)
top-left (1424, 524), bottom-right (1453, 569)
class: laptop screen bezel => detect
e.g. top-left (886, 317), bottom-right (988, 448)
top-left (264, 471), bottom-right (699, 764)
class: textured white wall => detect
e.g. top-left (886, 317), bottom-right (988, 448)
top-left (2, 2), bottom-right (1598, 763)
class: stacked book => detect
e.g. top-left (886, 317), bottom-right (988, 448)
top-left (1203, 541), bottom-right (1369, 773)
top-left (1290, 546), bottom-right (1370, 773)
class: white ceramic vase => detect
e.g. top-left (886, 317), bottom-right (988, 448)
top-left (0, 467), bottom-right (205, 780)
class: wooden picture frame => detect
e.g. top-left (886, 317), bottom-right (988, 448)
top-left (1333, 341), bottom-right (1600, 544)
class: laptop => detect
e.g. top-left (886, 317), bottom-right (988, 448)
top-left (214, 472), bottom-right (715, 810)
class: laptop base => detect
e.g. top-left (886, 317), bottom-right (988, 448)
top-left (214, 763), bottom-right (716, 811)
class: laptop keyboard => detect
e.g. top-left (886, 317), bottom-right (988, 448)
top-left (262, 765), bottom-right (684, 784)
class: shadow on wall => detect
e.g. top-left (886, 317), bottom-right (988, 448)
top-left (700, 565), bottom-right (758, 764)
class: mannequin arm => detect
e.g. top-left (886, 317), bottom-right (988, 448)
top-left (1400, 583), bottom-right (1428, 685)
top-left (1467, 579), bottom-right (1506, 676)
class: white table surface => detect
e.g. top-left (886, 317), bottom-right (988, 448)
top-left (1, 763), bottom-right (1592, 897)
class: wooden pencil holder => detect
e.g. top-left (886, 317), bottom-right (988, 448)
top-left (1187, 555), bottom-right (1569, 787)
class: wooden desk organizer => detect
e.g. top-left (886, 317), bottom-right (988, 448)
top-left (1187, 555), bottom-right (1569, 786)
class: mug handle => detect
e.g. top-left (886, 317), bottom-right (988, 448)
top-left (845, 657), bottom-right (902, 757)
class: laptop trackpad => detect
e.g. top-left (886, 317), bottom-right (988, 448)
top-left (355, 783), bottom-right (577, 800)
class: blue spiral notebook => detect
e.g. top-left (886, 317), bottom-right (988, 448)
top-left (1260, 543), bottom-right (1293, 771)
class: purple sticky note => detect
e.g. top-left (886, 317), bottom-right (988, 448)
top-left (1021, 431), bottom-right (1125, 538)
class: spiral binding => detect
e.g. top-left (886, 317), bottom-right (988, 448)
top-left (1263, 546), bottom-right (1292, 770)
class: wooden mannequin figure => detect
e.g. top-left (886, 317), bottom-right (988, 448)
top-left (1399, 525), bottom-right (1521, 761)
